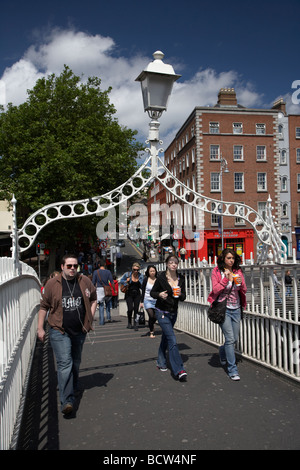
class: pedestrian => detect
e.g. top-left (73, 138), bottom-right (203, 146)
top-left (41, 271), bottom-right (60, 294)
top-left (271, 269), bottom-right (282, 303)
top-left (120, 262), bottom-right (144, 330)
top-left (92, 260), bottom-right (114, 325)
top-left (141, 265), bottom-right (158, 338)
top-left (150, 255), bottom-right (187, 381)
top-left (285, 269), bottom-right (293, 297)
top-left (179, 246), bottom-right (187, 261)
top-left (111, 274), bottom-right (119, 309)
top-left (207, 248), bottom-right (247, 381)
top-left (37, 254), bottom-right (97, 415)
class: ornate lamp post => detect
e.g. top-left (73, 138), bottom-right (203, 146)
top-left (220, 156), bottom-right (229, 250)
top-left (135, 50), bottom-right (181, 176)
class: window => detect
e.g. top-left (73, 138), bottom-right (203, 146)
top-left (211, 202), bottom-right (219, 225)
top-left (233, 122), bottom-right (243, 134)
top-left (257, 173), bottom-right (267, 191)
top-left (296, 127), bottom-right (300, 138)
top-left (257, 145), bottom-right (266, 161)
top-left (258, 202), bottom-right (267, 221)
top-left (210, 145), bottom-right (220, 160)
top-left (256, 123), bottom-right (266, 135)
top-left (234, 173), bottom-right (244, 191)
top-left (211, 173), bottom-right (220, 191)
top-left (297, 149), bottom-right (300, 163)
top-left (297, 174), bottom-right (300, 191)
top-left (209, 122), bottom-right (220, 134)
top-left (233, 145), bottom-right (243, 160)
top-left (186, 153), bottom-right (189, 168)
top-left (235, 203), bottom-right (246, 225)
top-left (280, 149), bottom-right (287, 165)
top-left (281, 176), bottom-right (288, 192)
top-left (282, 203), bottom-right (288, 218)
top-left (179, 161), bottom-right (182, 174)
top-left (191, 148), bottom-right (195, 164)
top-left (278, 124), bottom-right (283, 138)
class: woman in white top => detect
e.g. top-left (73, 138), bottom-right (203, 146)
top-left (141, 265), bottom-right (158, 338)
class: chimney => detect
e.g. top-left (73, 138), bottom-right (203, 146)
top-left (272, 98), bottom-right (286, 115)
top-left (217, 88), bottom-right (237, 106)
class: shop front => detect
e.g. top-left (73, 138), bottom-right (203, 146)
top-left (179, 228), bottom-right (254, 261)
top-left (204, 229), bottom-right (254, 260)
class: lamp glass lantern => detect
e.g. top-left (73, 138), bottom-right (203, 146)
top-left (135, 51), bottom-right (181, 118)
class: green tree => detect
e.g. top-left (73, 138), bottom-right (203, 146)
top-left (0, 66), bottom-right (143, 265)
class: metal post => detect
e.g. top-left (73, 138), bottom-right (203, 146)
top-left (11, 195), bottom-right (21, 276)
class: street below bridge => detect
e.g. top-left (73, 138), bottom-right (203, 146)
top-left (16, 308), bottom-right (300, 451)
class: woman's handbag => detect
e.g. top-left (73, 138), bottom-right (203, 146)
top-left (121, 274), bottom-right (130, 294)
top-left (207, 298), bottom-right (228, 324)
top-left (96, 270), bottom-right (112, 297)
top-left (120, 284), bottom-right (129, 294)
top-left (207, 284), bottom-right (233, 324)
top-left (137, 308), bottom-right (145, 325)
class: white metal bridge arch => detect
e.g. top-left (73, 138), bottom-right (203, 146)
top-left (12, 136), bottom-right (286, 266)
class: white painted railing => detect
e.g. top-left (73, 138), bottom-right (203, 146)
top-left (0, 257), bottom-right (41, 450)
top-left (174, 261), bottom-right (300, 383)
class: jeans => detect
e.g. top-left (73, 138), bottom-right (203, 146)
top-left (155, 310), bottom-right (184, 376)
top-left (49, 328), bottom-right (86, 410)
top-left (99, 298), bottom-right (112, 324)
top-left (219, 307), bottom-right (241, 377)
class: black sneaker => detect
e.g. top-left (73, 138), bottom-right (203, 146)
top-left (178, 370), bottom-right (187, 382)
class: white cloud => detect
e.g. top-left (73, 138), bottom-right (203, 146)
top-left (0, 27), bottom-right (267, 146)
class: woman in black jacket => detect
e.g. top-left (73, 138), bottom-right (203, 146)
top-left (150, 254), bottom-right (187, 381)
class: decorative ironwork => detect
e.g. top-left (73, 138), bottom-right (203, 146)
top-left (14, 140), bottom-right (286, 264)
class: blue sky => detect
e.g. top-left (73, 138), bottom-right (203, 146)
top-left (1, 0), bottom-right (300, 145)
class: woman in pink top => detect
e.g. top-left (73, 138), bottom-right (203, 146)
top-left (208, 249), bottom-right (247, 381)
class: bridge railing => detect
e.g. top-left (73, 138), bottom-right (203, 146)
top-left (0, 257), bottom-right (41, 450)
top-left (173, 261), bottom-right (300, 383)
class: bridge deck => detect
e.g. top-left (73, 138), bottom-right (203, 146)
top-left (16, 310), bottom-right (300, 451)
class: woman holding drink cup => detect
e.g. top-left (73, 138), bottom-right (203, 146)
top-left (150, 254), bottom-right (187, 381)
top-left (208, 248), bottom-right (247, 381)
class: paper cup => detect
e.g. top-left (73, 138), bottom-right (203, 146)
top-left (172, 286), bottom-right (180, 297)
top-left (232, 274), bottom-right (241, 286)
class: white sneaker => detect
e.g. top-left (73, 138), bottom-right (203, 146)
top-left (230, 374), bottom-right (240, 381)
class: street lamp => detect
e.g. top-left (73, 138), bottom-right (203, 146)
top-left (220, 156), bottom-right (229, 251)
top-left (136, 51), bottom-right (180, 243)
top-left (135, 50), bottom-right (181, 120)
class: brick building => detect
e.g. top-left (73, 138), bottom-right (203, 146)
top-left (148, 88), bottom-right (300, 261)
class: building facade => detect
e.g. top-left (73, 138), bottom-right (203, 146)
top-left (148, 88), bottom-right (300, 261)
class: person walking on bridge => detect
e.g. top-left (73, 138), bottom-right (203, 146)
top-left (37, 254), bottom-right (97, 415)
top-left (208, 248), bottom-right (247, 381)
top-left (150, 254), bottom-right (187, 382)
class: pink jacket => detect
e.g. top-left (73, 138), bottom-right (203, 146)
top-left (207, 267), bottom-right (247, 309)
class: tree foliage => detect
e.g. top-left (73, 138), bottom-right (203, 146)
top-left (0, 66), bottom-right (143, 254)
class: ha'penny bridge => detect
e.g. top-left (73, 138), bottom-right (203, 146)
top-left (1, 52), bottom-right (300, 451)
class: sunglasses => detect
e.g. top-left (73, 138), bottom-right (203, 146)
top-left (132, 268), bottom-right (139, 271)
top-left (66, 264), bottom-right (78, 269)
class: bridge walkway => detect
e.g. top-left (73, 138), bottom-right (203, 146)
top-left (15, 310), bottom-right (300, 451)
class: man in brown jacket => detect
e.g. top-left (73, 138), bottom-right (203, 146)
top-left (37, 254), bottom-right (97, 415)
